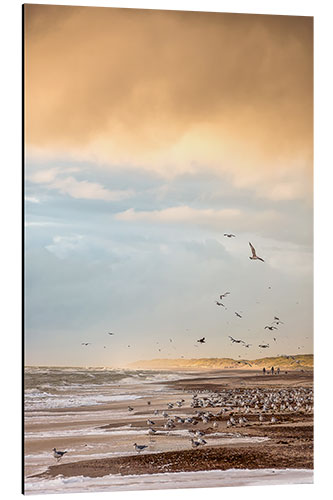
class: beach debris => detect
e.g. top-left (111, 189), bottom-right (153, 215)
top-left (249, 242), bottom-right (265, 262)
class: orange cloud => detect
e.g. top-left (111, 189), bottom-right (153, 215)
top-left (24, 5), bottom-right (313, 197)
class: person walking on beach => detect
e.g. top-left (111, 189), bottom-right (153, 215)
top-left (263, 367), bottom-right (266, 375)
top-left (271, 366), bottom-right (274, 375)
top-left (277, 367), bottom-right (280, 375)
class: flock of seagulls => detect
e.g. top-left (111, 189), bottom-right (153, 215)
top-left (51, 383), bottom-right (313, 461)
top-left (79, 235), bottom-right (307, 363)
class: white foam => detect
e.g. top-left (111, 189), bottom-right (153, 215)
top-left (24, 468), bottom-right (313, 495)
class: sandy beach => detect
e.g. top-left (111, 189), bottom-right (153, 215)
top-left (24, 367), bottom-right (313, 494)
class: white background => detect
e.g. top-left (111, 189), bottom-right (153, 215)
top-left (0, 0), bottom-right (332, 499)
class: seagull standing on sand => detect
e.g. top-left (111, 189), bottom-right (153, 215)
top-left (53, 448), bottom-right (67, 461)
top-left (249, 242), bottom-right (265, 262)
top-left (133, 443), bottom-right (148, 453)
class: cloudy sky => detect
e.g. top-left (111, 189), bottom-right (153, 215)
top-left (24, 5), bottom-right (313, 367)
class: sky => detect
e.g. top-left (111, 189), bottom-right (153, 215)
top-left (24, 4), bottom-right (313, 367)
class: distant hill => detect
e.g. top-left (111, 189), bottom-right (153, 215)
top-left (128, 354), bottom-right (313, 370)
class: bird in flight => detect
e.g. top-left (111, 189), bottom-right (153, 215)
top-left (229, 336), bottom-right (244, 344)
top-left (235, 312), bottom-right (242, 318)
top-left (237, 360), bottom-right (252, 367)
top-left (265, 326), bottom-right (277, 331)
top-left (224, 233), bottom-right (235, 238)
top-left (108, 332), bottom-right (115, 336)
top-left (220, 292), bottom-right (230, 299)
top-left (243, 343), bottom-right (251, 348)
top-left (81, 343), bottom-right (91, 346)
top-left (259, 343), bottom-right (269, 348)
top-left (215, 301), bottom-right (225, 307)
top-left (249, 242), bottom-right (265, 262)
top-left (197, 337), bottom-right (206, 344)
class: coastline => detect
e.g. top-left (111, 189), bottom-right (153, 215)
top-left (26, 368), bottom-right (313, 494)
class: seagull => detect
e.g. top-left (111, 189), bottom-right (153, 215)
top-left (237, 360), bottom-right (252, 367)
top-left (220, 292), bottom-right (230, 298)
top-left (249, 242), bottom-right (265, 262)
top-left (259, 343), bottom-right (269, 348)
top-left (197, 337), bottom-right (206, 344)
top-left (243, 343), bottom-right (252, 348)
top-left (274, 316), bottom-right (280, 321)
top-left (147, 419), bottom-right (155, 426)
top-left (265, 326), bottom-right (277, 331)
top-left (128, 406), bottom-right (134, 411)
top-left (81, 343), bottom-right (91, 346)
top-left (53, 448), bottom-right (67, 461)
top-left (148, 428), bottom-right (157, 435)
top-left (133, 443), bottom-right (148, 453)
top-left (229, 336), bottom-right (244, 344)
top-left (235, 312), bottom-right (242, 318)
top-left (224, 233), bottom-right (235, 238)
top-left (215, 301), bottom-right (225, 307)
top-left (108, 332), bottom-right (115, 336)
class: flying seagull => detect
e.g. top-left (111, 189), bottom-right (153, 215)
top-left (237, 360), bottom-right (252, 367)
top-left (235, 312), bottom-right (242, 318)
top-left (53, 448), bottom-right (67, 461)
top-left (81, 343), bottom-right (91, 346)
top-left (197, 337), bottom-right (206, 344)
top-left (265, 326), bottom-right (277, 331)
top-left (108, 332), bottom-right (115, 336)
top-left (249, 242), bottom-right (265, 262)
top-left (224, 233), bottom-right (235, 238)
top-left (215, 301), bottom-right (225, 307)
top-left (220, 292), bottom-right (230, 298)
top-left (229, 336), bottom-right (244, 344)
top-left (259, 343), bottom-right (269, 348)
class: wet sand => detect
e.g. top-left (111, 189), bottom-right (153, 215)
top-left (30, 369), bottom-right (313, 482)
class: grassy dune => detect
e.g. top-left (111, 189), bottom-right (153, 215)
top-left (128, 354), bottom-right (313, 370)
